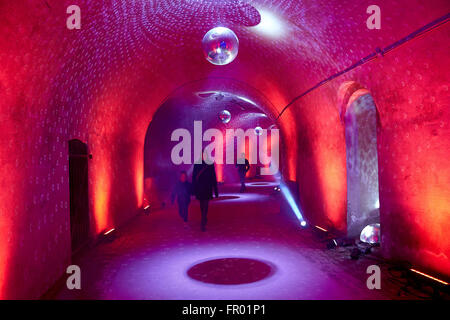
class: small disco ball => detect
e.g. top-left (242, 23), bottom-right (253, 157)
top-left (254, 126), bottom-right (263, 136)
top-left (202, 27), bottom-right (239, 65)
top-left (218, 110), bottom-right (231, 124)
top-left (360, 223), bottom-right (381, 244)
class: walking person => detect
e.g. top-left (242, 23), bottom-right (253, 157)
top-left (192, 155), bottom-right (219, 232)
top-left (171, 171), bottom-right (192, 222)
top-left (236, 153), bottom-right (250, 193)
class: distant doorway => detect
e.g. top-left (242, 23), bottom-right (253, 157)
top-left (343, 91), bottom-right (380, 237)
top-left (68, 139), bottom-right (91, 252)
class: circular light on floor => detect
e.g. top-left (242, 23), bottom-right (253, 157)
top-left (187, 258), bottom-right (274, 285)
top-left (202, 27), bottom-right (239, 65)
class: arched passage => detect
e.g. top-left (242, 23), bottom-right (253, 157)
top-left (342, 87), bottom-right (381, 238)
top-left (1, 0), bottom-right (449, 300)
top-left (338, 81), bottom-right (380, 237)
top-left (142, 78), bottom-right (282, 210)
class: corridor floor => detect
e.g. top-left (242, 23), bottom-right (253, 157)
top-left (54, 181), bottom-right (410, 300)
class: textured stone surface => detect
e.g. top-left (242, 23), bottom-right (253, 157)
top-left (0, 0), bottom-right (448, 298)
top-left (345, 93), bottom-right (380, 237)
top-left (53, 183), bottom-right (408, 300)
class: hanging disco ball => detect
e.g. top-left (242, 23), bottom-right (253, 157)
top-left (218, 110), bottom-right (231, 124)
top-left (254, 126), bottom-right (263, 136)
top-left (360, 223), bottom-right (381, 244)
top-left (202, 27), bottom-right (239, 65)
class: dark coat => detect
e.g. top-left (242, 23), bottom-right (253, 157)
top-left (236, 158), bottom-right (250, 176)
top-left (192, 162), bottom-right (219, 200)
top-left (171, 181), bottom-right (192, 205)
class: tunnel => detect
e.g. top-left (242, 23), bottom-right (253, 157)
top-left (0, 1), bottom-right (449, 301)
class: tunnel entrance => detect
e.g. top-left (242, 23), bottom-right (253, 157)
top-left (343, 91), bottom-right (380, 238)
top-left (143, 79), bottom-right (281, 208)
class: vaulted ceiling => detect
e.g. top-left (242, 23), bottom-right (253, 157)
top-left (0, 0), bottom-right (449, 299)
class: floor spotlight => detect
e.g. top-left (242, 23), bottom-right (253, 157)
top-left (279, 182), bottom-right (306, 227)
top-left (102, 228), bottom-right (116, 242)
top-left (409, 268), bottom-right (449, 286)
top-left (104, 228), bottom-right (115, 235)
top-left (326, 239), bottom-right (338, 249)
top-left (143, 198), bottom-right (151, 215)
top-left (314, 225), bottom-right (328, 232)
top-left (326, 237), bottom-right (355, 250)
top-left (313, 225), bottom-right (330, 240)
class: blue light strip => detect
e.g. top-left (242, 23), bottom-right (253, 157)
top-left (280, 182), bottom-right (306, 227)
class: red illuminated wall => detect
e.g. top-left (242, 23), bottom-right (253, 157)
top-left (291, 25), bottom-right (450, 276)
top-left (0, 0), bottom-right (449, 298)
top-left (142, 82), bottom-right (277, 207)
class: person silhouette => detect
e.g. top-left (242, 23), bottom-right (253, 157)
top-left (192, 154), bottom-right (219, 232)
top-left (236, 153), bottom-right (250, 192)
top-left (170, 171), bottom-right (192, 222)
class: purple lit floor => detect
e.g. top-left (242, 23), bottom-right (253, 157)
top-left (54, 181), bottom-right (411, 300)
